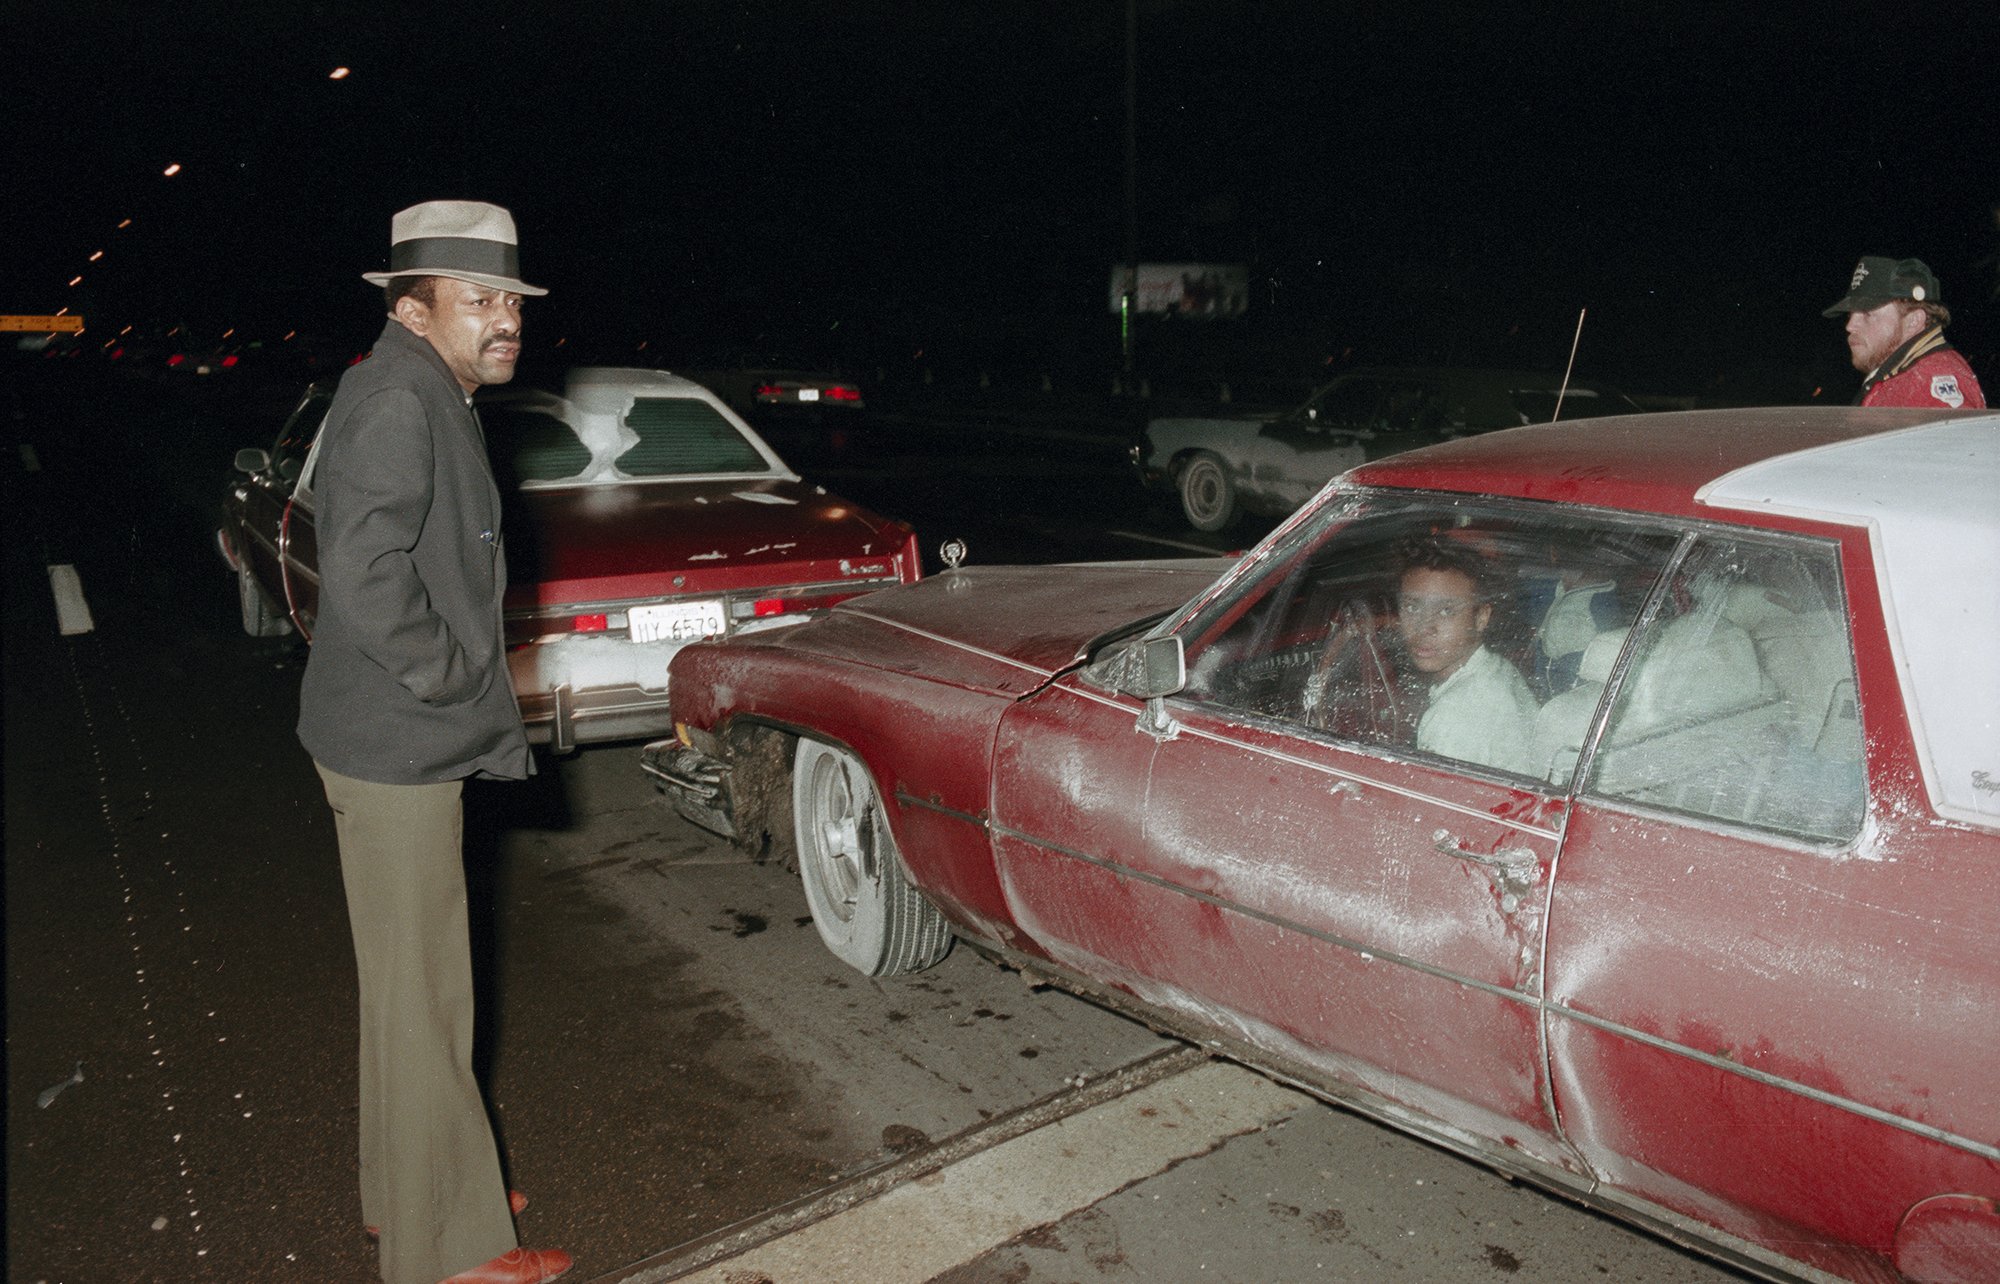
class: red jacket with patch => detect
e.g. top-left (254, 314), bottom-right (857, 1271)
top-left (1860, 331), bottom-right (1986, 409)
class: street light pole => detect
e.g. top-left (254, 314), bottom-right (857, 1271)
top-left (1122, 0), bottom-right (1137, 375)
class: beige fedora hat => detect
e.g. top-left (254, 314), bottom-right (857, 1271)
top-left (361, 199), bottom-right (548, 296)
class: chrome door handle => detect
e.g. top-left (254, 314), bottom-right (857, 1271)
top-left (1432, 831), bottom-right (1541, 912)
top-left (1433, 833), bottom-right (1536, 870)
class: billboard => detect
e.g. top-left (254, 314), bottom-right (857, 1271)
top-left (1108, 264), bottom-right (1248, 318)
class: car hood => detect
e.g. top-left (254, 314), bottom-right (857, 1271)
top-left (506, 476), bottom-right (906, 604)
top-left (778, 557), bottom-right (1237, 695)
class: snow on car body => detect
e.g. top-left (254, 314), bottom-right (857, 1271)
top-left (655, 406), bottom-right (1999, 1284)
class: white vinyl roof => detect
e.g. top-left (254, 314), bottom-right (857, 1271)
top-left (1697, 417), bottom-right (2000, 830)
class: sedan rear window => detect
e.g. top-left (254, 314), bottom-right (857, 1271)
top-left (617, 397), bottom-right (767, 476)
top-left (488, 408), bottom-right (594, 482)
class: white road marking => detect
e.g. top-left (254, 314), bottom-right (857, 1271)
top-left (48, 563), bottom-right (96, 635)
top-left (20, 442), bottom-right (41, 472)
top-left (672, 1060), bottom-right (1305, 1284)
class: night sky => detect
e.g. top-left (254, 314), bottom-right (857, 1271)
top-left (8, 1), bottom-right (1995, 399)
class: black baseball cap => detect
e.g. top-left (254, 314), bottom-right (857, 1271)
top-left (1823, 256), bottom-right (1940, 317)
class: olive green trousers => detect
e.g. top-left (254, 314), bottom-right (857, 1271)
top-left (317, 764), bottom-right (517, 1284)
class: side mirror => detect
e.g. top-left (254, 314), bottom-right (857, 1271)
top-left (234, 447), bottom-right (271, 475)
top-left (1084, 635), bottom-right (1185, 700)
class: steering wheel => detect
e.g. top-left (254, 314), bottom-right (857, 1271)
top-left (1303, 603), bottom-right (1410, 740)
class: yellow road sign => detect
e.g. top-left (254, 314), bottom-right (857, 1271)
top-left (3, 312), bottom-right (85, 328)
top-left (2, 315), bottom-right (84, 332)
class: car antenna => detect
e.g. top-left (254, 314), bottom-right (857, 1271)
top-left (1552, 307), bottom-right (1586, 422)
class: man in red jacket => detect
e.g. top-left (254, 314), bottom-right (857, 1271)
top-left (1824, 256), bottom-right (1986, 408)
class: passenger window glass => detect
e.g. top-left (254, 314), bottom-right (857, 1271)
top-left (272, 392), bottom-right (330, 483)
top-left (618, 397), bottom-right (768, 476)
top-left (1304, 380), bottom-right (1373, 426)
top-left (1585, 537), bottom-right (1863, 843)
top-left (1176, 495), bottom-right (1675, 782)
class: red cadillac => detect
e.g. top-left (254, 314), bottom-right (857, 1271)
top-left (651, 407), bottom-right (1998, 1283)
top-left (218, 367), bottom-right (921, 749)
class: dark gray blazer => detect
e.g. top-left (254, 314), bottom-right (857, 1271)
top-left (298, 319), bottom-right (531, 784)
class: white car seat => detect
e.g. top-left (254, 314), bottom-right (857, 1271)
top-left (1531, 628), bottom-right (1628, 784)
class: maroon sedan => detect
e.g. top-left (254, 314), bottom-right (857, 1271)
top-left (653, 406), bottom-right (1998, 1283)
top-left (218, 367), bottom-right (921, 749)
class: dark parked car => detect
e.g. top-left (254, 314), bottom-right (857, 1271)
top-left (1135, 366), bottom-right (1645, 531)
top-left (218, 367), bottom-right (921, 750)
top-left (654, 406), bottom-right (1999, 1284)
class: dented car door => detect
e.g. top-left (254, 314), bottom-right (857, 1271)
top-left (990, 493), bottom-right (1685, 1178)
top-left (1543, 529), bottom-right (2000, 1277)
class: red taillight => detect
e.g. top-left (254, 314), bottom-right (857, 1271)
top-left (167, 353), bottom-right (186, 367)
top-left (572, 613), bottom-right (610, 632)
top-left (823, 384), bottom-right (861, 402)
top-left (755, 382), bottom-right (783, 399)
top-left (754, 590), bottom-right (867, 617)
top-left (221, 354), bottom-right (239, 368)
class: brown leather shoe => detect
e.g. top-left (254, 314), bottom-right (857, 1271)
top-left (367, 1189), bottom-right (529, 1239)
top-left (438, 1247), bottom-right (573, 1284)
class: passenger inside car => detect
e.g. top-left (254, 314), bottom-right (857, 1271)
top-left (1177, 500), bottom-right (1677, 784)
top-left (1396, 537), bottom-right (1540, 776)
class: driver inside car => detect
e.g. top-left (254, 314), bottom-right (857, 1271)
top-left (1397, 537), bottom-right (1539, 776)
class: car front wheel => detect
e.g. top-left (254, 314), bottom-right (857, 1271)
top-left (237, 561), bottom-right (293, 637)
top-left (1178, 452), bottom-right (1237, 532)
top-left (792, 738), bottom-right (951, 977)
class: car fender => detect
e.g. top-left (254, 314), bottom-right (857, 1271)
top-left (670, 634), bottom-right (1039, 954)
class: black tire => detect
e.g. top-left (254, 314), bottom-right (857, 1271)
top-left (1178, 452), bottom-right (1237, 532)
top-left (792, 738), bottom-right (952, 976)
top-left (237, 561), bottom-right (293, 637)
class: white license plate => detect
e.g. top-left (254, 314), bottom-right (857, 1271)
top-left (628, 600), bottom-right (726, 644)
top-left (797, 387), bottom-right (820, 402)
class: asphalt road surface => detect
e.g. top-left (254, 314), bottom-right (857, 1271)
top-left (4, 366), bottom-right (1739, 1283)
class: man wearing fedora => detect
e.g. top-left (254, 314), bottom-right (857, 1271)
top-left (298, 201), bottom-right (571, 1284)
top-left (1824, 255), bottom-right (1985, 409)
